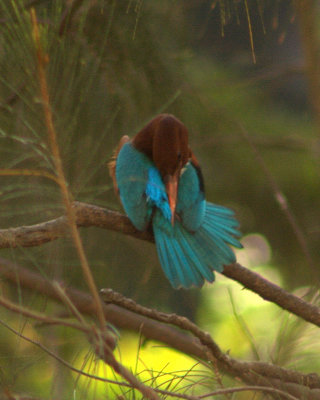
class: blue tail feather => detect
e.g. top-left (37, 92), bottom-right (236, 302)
top-left (206, 219), bottom-right (242, 238)
top-left (205, 203), bottom-right (243, 246)
top-left (164, 239), bottom-right (189, 287)
top-left (206, 203), bottom-right (236, 217)
top-left (153, 201), bottom-right (242, 289)
top-left (197, 227), bottom-right (235, 263)
top-left (170, 239), bottom-right (203, 287)
top-left (156, 232), bottom-right (173, 283)
top-left (156, 230), bottom-right (195, 288)
top-left (155, 222), bottom-right (207, 288)
top-left (204, 220), bottom-right (242, 249)
top-left (174, 225), bottom-right (215, 283)
top-left (195, 230), bottom-right (233, 271)
top-left (206, 213), bottom-right (240, 228)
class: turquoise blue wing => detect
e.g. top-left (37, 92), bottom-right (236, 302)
top-left (177, 161), bottom-right (205, 231)
top-left (116, 143), bottom-right (153, 231)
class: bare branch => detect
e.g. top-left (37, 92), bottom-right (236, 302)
top-left (100, 288), bottom-right (320, 397)
top-left (1, 257), bottom-right (320, 399)
top-left (1, 201), bottom-right (320, 330)
top-left (223, 262), bottom-right (320, 327)
top-left (0, 201), bottom-right (151, 249)
top-left (0, 315), bottom-right (301, 400)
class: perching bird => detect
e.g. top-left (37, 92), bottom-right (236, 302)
top-left (109, 114), bottom-right (242, 289)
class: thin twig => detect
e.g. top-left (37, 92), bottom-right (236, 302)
top-left (238, 122), bottom-right (318, 281)
top-left (0, 317), bottom-right (305, 400)
top-left (244, 0), bottom-right (256, 64)
top-left (0, 259), bottom-right (160, 400)
top-left (0, 168), bottom-right (59, 184)
top-left (52, 281), bottom-right (90, 327)
top-left (30, 8), bottom-right (106, 329)
top-left (29, 13), bottom-right (161, 400)
top-left (0, 294), bottom-right (88, 333)
top-left (199, 385), bottom-right (299, 400)
top-left (58, 0), bottom-right (85, 36)
top-left (296, 0), bottom-right (320, 130)
top-left (0, 317), bottom-right (130, 388)
top-left (100, 288), bottom-right (228, 365)
top-left (0, 317), bottom-right (191, 400)
top-left (0, 82), bottom-right (26, 110)
top-left (100, 288), bottom-right (320, 393)
top-left (1, 258), bottom-right (320, 397)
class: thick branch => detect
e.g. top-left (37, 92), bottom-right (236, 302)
top-left (1, 258), bottom-right (320, 400)
top-left (223, 263), bottom-right (320, 327)
top-left (0, 201), bottom-right (320, 329)
top-left (0, 201), bottom-right (151, 248)
top-left (0, 257), bottom-right (203, 358)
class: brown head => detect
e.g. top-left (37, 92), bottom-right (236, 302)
top-left (132, 114), bottom-right (190, 223)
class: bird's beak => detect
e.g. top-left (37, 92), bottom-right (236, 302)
top-left (165, 172), bottom-right (179, 225)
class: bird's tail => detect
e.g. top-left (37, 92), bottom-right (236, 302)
top-left (153, 202), bottom-right (242, 289)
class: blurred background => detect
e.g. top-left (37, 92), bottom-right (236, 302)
top-left (0, 0), bottom-right (319, 399)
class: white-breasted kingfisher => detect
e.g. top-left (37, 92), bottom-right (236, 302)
top-left (109, 114), bottom-right (242, 289)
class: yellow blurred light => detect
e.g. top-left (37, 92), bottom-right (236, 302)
top-left (74, 334), bottom-right (207, 399)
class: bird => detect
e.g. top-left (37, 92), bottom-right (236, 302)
top-left (109, 114), bottom-right (242, 289)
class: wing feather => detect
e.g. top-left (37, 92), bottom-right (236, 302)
top-left (177, 161), bottom-right (205, 231)
top-left (115, 142), bottom-right (153, 231)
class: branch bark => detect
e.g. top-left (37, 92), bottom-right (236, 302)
top-left (1, 258), bottom-right (320, 400)
top-left (1, 201), bottom-right (320, 329)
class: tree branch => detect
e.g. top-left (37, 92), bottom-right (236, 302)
top-left (1, 201), bottom-right (320, 329)
top-left (0, 258), bottom-right (320, 399)
top-left (0, 314), bottom-right (303, 400)
top-left (0, 201), bottom-right (151, 248)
